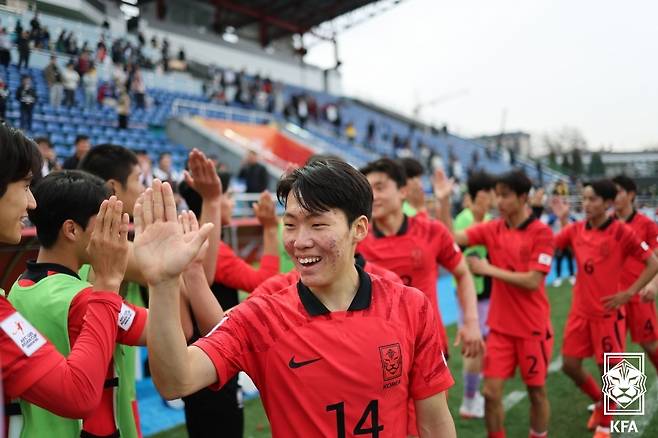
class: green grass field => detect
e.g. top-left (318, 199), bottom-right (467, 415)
top-left (154, 283), bottom-right (658, 437)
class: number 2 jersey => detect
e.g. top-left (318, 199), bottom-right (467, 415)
top-left (193, 266), bottom-right (453, 437)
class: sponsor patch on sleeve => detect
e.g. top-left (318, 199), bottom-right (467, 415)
top-left (538, 253), bottom-right (553, 266)
top-left (641, 241), bottom-right (650, 252)
top-left (1, 312), bottom-right (47, 357)
top-left (118, 303), bottom-right (136, 331)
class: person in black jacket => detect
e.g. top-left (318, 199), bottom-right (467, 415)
top-left (17, 30), bottom-right (30, 69)
top-left (238, 150), bottom-right (268, 193)
top-left (16, 75), bottom-right (36, 130)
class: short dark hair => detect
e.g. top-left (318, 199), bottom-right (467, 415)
top-left (0, 124), bottom-right (42, 197)
top-left (585, 179), bottom-right (617, 201)
top-left (74, 134), bottom-right (89, 144)
top-left (33, 136), bottom-right (52, 147)
top-left (305, 153), bottom-right (343, 166)
top-left (28, 170), bottom-right (110, 248)
top-left (277, 159), bottom-right (372, 224)
top-left (612, 175), bottom-right (637, 196)
top-left (496, 170), bottom-right (532, 196)
top-left (359, 158), bottom-right (407, 188)
top-left (398, 158), bottom-right (424, 179)
top-left (468, 171), bottom-right (496, 200)
top-left (79, 144), bottom-right (138, 187)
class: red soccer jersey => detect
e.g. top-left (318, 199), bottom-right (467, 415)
top-left (194, 267), bottom-right (453, 437)
top-left (357, 216), bottom-right (462, 315)
top-left (466, 217), bottom-right (554, 339)
top-left (555, 218), bottom-right (652, 319)
top-left (618, 211), bottom-right (658, 301)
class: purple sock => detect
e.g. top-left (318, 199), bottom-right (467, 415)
top-left (464, 372), bottom-right (481, 399)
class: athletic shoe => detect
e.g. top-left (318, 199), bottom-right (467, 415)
top-left (459, 392), bottom-right (485, 419)
top-left (569, 276), bottom-right (576, 285)
top-left (587, 402), bottom-right (602, 430)
top-left (587, 403), bottom-right (595, 412)
top-left (592, 426), bottom-right (610, 438)
top-left (552, 278), bottom-right (563, 287)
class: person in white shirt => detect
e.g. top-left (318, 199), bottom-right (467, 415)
top-left (62, 61), bottom-right (80, 107)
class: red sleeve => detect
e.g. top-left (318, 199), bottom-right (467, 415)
top-left (7, 293), bottom-right (122, 418)
top-left (620, 225), bottom-right (653, 263)
top-left (432, 221), bottom-right (463, 272)
top-left (465, 221), bottom-right (494, 247)
top-left (250, 272), bottom-right (299, 298)
top-left (214, 243), bottom-right (280, 292)
top-left (527, 225), bottom-right (555, 274)
top-left (408, 290), bottom-right (454, 400)
top-left (193, 303), bottom-right (256, 390)
top-left (554, 223), bottom-right (574, 250)
top-left (646, 218), bottom-right (658, 250)
top-left (69, 290), bottom-right (147, 347)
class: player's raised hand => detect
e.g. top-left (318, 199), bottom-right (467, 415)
top-left (87, 195), bottom-right (130, 293)
top-left (253, 191), bottom-right (278, 228)
top-left (133, 179), bottom-right (214, 286)
top-left (601, 290), bottom-right (634, 310)
top-left (179, 210), bottom-right (209, 272)
top-left (432, 168), bottom-right (455, 200)
top-left (183, 148), bottom-right (222, 200)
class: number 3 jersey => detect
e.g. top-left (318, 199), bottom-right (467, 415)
top-left (193, 265), bottom-right (454, 437)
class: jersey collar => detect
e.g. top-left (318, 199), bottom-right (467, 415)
top-left (585, 216), bottom-right (614, 230)
top-left (297, 264), bottom-right (372, 316)
top-left (354, 253), bottom-right (367, 269)
top-left (373, 214), bottom-right (409, 238)
top-left (505, 215), bottom-right (535, 230)
top-left (618, 209), bottom-right (637, 223)
top-left (22, 260), bottom-right (81, 283)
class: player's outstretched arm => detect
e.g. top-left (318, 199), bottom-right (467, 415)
top-left (415, 392), bottom-right (456, 438)
top-left (184, 148), bottom-right (222, 285)
top-left (433, 169), bottom-right (468, 246)
top-left (179, 209), bottom-right (224, 335)
top-left (451, 259), bottom-right (484, 357)
top-left (468, 256), bottom-right (545, 290)
top-left (134, 180), bottom-right (218, 399)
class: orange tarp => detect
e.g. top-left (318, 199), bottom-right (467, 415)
top-left (197, 119), bottom-right (314, 168)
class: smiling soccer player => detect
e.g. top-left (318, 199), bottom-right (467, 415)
top-left (139, 160), bottom-right (457, 437)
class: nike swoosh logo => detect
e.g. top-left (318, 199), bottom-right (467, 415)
top-left (289, 356), bottom-right (321, 369)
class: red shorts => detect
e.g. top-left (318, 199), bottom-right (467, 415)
top-left (626, 300), bottom-right (658, 344)
top-left (483, 330), bottom-right (553, 386)
top-left (562, 311), bottom-right (626, 364)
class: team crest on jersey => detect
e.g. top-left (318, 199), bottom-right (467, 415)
top-left (411, 248), bottom-right (424, 269)
top-left (379, 343), bottom-right (403, 381)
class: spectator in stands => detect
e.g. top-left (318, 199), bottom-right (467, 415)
top-left (366, 119), bottom-right (376, 148)
top-left (44, 55), bottom-right (64, 108)
top-left (161, 37), bottom-right (170, 72)
top-left (153, 152), bottom-right (181, 183)
top-left (35, 137), bottom-right (59, 176)
top-left (238, 150), bottom-right (268, 193)
top-left (62, 61), bottom-right (80, 107)
top-left (324, 102), bottom-right (341, 135)
top-left (14, 19), bottom-right (22, 42)
top-left (0, 78), bottom-right (7, 120)
top-left (55, 30), bottom-right (66, 52)
top-left (38, 26), bottom-right (50, 49)
top-left (345, 121), bottom-right (357, 143)
top-left (62, 134), bottom-right (90, 170)
top-left (178, 47), bottom-right (186, 61)
top-left (17, 30), bottom-right (30, 69)
top-left (96, 37), bottom-right (107, 63)
top-left (15, 75), bottom-right (36, 130)
top-left (131, 66), bottom-right (146, 109)
top-left (83, 64), bottom-right (98, 108)
top-left (76, 50), bottom-right (91, 76)
top-left (295, 94), bottom-right (308, 127)
top-left (0, 28), bottom-right (11, 68)
top-left (29, 13), bottom-right (40, 36)
top-left (136, 150), bottom-right (154, 188)
top-left (117, 85), bottom-right (130, 129)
